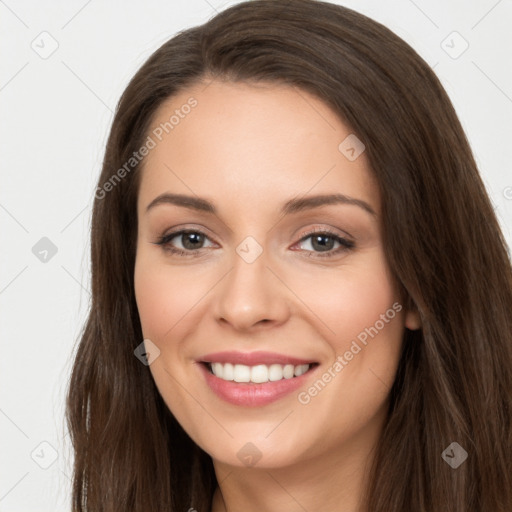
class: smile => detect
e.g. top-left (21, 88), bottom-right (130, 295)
top-left (197, 351), bottom-right (319, 407)
top-left (208, 362), bottom-right (312, 383)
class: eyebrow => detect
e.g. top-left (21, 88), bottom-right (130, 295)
top-left (145, 192), bottom-right (376, 217)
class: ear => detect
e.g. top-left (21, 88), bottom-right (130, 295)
top-left (405, 307), bottom-right (422, 330)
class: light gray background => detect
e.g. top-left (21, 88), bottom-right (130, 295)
top-left (1, 0), bottom-right (511, 510)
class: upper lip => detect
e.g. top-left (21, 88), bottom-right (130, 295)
top-left (199, 351), bottom-right (316, 366)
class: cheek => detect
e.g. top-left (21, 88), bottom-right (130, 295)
top-left (291, 252), bottom-right (405, 410)
top-left (286, 267), bottom-right (404, 456)
top-left (134, 255), bottom-right (207, 341)
top-left (292, 252), bottom-right (401, 347)
top-left (337, 267), bottom-right (399, 342)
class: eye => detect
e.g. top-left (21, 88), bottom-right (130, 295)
top-left (293, 227), bottom-right (355, 258)
top-left (154, 229), bottom-right (216, 257)
top-left (154, 227), bottom-right (355, 259)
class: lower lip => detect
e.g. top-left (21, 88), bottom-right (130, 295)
top-left (198, 363), bottom-right (317, 407)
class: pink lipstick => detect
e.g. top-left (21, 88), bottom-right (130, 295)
top-left (197, 351), bottom-right (318, 407)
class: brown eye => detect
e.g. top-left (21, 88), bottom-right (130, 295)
top-left (154, 229), bottom-right (215, 257)
top-left (294, 228), bottom-right (355, 258)
top-left (175, 231), bottom-right (206, 250)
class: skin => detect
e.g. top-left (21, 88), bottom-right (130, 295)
top-left (134, 79), bottom-right (421, 512)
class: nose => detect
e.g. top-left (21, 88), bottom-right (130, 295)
top-left (213, 243), bottom-right (290, 332)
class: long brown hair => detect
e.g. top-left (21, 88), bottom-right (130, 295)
top-left (66, 0), bottom-right (512, 510)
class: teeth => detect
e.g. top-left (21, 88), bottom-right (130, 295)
top-left (269, 364), bottom-right (284, 381)
top-left (234, 364), bottom-right (250, 382)
top-left (223, 362), bottom-right (234, 380)
top-left (251, 364), bottom-right (268, 383)
top-left (209, 362), bottom-right (311, 383)
top-left (294, 364), bottom-right (309, 377)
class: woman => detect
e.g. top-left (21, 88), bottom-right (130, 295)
top-left (66, 0), bottom-right (512, 510)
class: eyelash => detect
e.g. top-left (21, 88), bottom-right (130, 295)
top-left (154, 227), bottom-right (355, 259)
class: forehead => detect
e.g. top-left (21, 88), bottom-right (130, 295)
top-left (138, 80), bottom-right (379, 216)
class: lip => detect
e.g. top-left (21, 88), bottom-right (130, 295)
top-left (196, 353), bottom-right (319, 407)
top-left (199, 350), bottom-right (316, 366)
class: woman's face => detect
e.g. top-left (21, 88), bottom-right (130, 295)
top-left (134, 80), bottom-right (420, 470)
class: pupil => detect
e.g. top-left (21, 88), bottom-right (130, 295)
top-left (312, 234), bottom-right (333, 252)
top-left (183, 232), bottom-right (203, 249)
